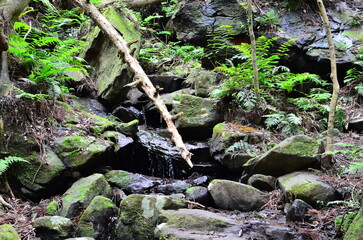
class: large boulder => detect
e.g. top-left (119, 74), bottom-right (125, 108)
top-left (112, 194), bottom-right (186, 240)
top-left (81, 6), bottom-right (141, 106)
top-left (104, 170), bottom-right (159, 193)
top-left (278, 171), bottom-right (337, 206)
top-left (60, 173), bottom-right (112, 218)
top-left (172, 94), bottom-right (221, 139)
top-left (155, 209), bottom-right (242, 240)
top-left (76, 196), bottom-right (118, 239)
top-left (32, 216), bottom-right (74, 240)
top-left (53, 135), bottom-right (114, 169)
top-left (210, 122), bottom-right (262, 171)
top-left (0, 224), bottom-right (19, 240)
top-left (168, 0), bottom-right (248, 45)
top-left (243, 135), bottom-right (323, 178)
top-left (208, 179), bottom-right (270, 211)
top-left (344, 205), bottom-right (363, 240)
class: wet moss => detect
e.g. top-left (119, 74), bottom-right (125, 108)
top-left (46, 201), bottom-right (58, 216)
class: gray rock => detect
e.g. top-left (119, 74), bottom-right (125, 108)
top-left (278, 171), bottom-right (337, 206)
top-left (104, 170), bottom-right (159, 193)
top-left (285, 199), bottom-right (313, 222)
top-left (185, 186), bottom-right (212, 206)
top-left (76, 196), bottom-right (118, 239)
top-left (247, 174), bottom-right (276, 192)
top-left (155, 209), bottom-right (242, 240)
top-left (112, 106), bottom-right (144, 123)
top-left (349, 117), bottom-right (363, 132)
top-left (208, 179), bottom-right (270, 211)
top-left (243, 135), bottom-right (323, 177)
top-left (60, 174), bottom-right (112, 218)
top-left (32, 216), bottom-right (73, 240)
top-left (112, 194), bottom-right (186, 240)
top-left (155, 180), bottom-right (191, 195)
top-left (148, 75), bottom-right (185, 93)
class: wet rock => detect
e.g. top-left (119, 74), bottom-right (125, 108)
top-left (344, 206), bottom-right (363, 240)
top-left (112, 194), bottom-right (186, 240)
top-left (192, 175), bottom-right (209, 186)
top-left (169, 0), bottom-right (248, 45)
top-left (53, 135), bottom-right (114, 169)
top-left (81, 6), bottom-right (141, 106)
top-left (208, 179), bottom-right (269, 211)
top-left (173, 94), bottom-right (221, 139)
top-left (247, 174), bottom-right (276, 192)
top-left (76, 196), bottom-right (118, 239)
top-left (60, 173), bottom-right (112, 218)
top-left (155, 209), bottom-right (242, 240)
top-left (0, 224), bottom-right (19, 240)
top-left (210, 122), bottom-right (262, 172)
top-left (349, 117), bottom-right (363, 132)
top-left (112, 106), bottom-right (144, 123)
top-left (148, 75), bottom-right (185, 93)
top-left (116, 119), bottom-right (139, 137)
top-left (185, 186), bottom-right (212, 206)
top-left (278, 171), bottom-right (337, 206)
top-left (243, 135), bottom-right (323, 177)
top-left (285, 199), bottom-right (313, 222)
top-left (104, 170), bottom-right (159, 193)
top-left (155, 180), bottom-right (191, 195)
top-left (32, 216), bottom-right (73, 240)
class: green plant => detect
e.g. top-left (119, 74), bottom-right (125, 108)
top-left (263, 111), bottom-right (304, 135)
top-left (255, 10), bottom-right (281, 30)
top-left (9, 20), bottom-right (89, 98)
top-left (331, 143), bottom-right (363, 174)
top-left (161, 0), bottom-right (179, 17)
top-left (226, 137), bottom-right (260, 157)
top-left (0, 156), bottom-right (28, 177)
top-left (344, 68), bottom-right (363, 96)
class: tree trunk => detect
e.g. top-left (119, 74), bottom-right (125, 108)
top-left (246, 0), bottom-right (259, 92)
top-left (72, 0), bottom-right (194, 168)
top-left (316, 0), bottom-right (340, 167)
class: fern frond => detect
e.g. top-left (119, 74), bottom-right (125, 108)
top-left (0, 156), bottom-right (29, 177)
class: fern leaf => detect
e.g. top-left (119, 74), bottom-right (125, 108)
top-left (0, 156), bottom-right (29, 176)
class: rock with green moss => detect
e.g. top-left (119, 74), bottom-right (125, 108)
top-left (116, 119), bottom-right (139, 137)
top-left (32, 216), bottom-right (73, 240)
top-left (60, 173), bottom-right (112, 218)
top-left (344, 206), bottom-right (363, 240)
top-left (80, 6), bottom-right (141, 105)
top-left (46, 200), bottom-right (59, 216)
top-left (247, 174), bottom-right (276, 192)
top-left (186, 69), bottom-right (219, 97)
top-left (243, 135), bottom-right (323, 177)
top-left (185, 186), bottom-right (212, 206)
top-left (112, 194), bottom-right (186, 240)
top-left (335, 212), bottom-right (358, 235)
top-left (278, 171), bottom-right (337, 206)
top-left (104, 170), bottom-right (158, 193)
top-left (76, 196), bottom-right (118, 239)
top-left (155, 209), bottom-right (242, 240)
top-left (0, 224), bottom-right (19, 240)
top-left (12, 147), bottom-right (66, 200)
top-left (208, 179), bottom-right (269, 211)
top-left (210, 122), bottom-right (263, 171)
top-left (53, 135), bottom-right (113, 169)
top-left (172, 94), bottom-right (221, 138)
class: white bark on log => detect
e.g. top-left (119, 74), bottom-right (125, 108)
top-left (73, 0), bottom-right (193, 168)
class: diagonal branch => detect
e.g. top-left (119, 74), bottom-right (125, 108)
top-left (72, 0), bottom-right (193, 168)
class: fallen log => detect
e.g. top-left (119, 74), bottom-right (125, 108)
top-left (72, 0), bottom-right (193, 168)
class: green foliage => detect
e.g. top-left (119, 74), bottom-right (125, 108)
top-left (255, 10), bottom-right (281, 30)
top-left (263, 111), bottom-right (304, 135)
top-left (161, 0), bottom-right (179, 17)
top-left (9, 8), bottom-right (89, 99)
top-left (0, 156), bottom-right (29, 177)
top-left (226, 137), bottom-right (260, 157)
top-left (344, 68), bottom-right (363, 96)
top-left (331, 143), bottom-right (363, 174)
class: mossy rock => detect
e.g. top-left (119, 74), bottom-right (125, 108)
top-left (112, 194), bottom-right (186, 240)
top-left (60, 173), bottom-right (112, 218)
top-left (104, 170), bottom-right (156, 192)
top-left (53, 135), bottom-right (113, 169)
top-left (32, 216), bottom-right (73, 240)
top-left (46, 200), bottom-right (59, 216)
top-left (243, 135), bottom-right (323, 177)
top-left (155, 209), bottom-right (241, 240)
top-left (76, 196), bottom-right (118, 239)
top-left (335, 212), bottom-right (358, 234)
top-left (0, 224), bottom-right (19, 240)
top-left (278, 171), bottom-right (337, 206)
top-left (116, 119), bottom-right (139, 137)
top-left (344, 205), bottom-right (363, 240)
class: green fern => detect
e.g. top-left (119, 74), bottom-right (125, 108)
top-left (0, 156), bottom-right (29, 177)
top-left (264, 111), bottom-right (303, 135)
top-left (226, 137), bottom-right (259, 157)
